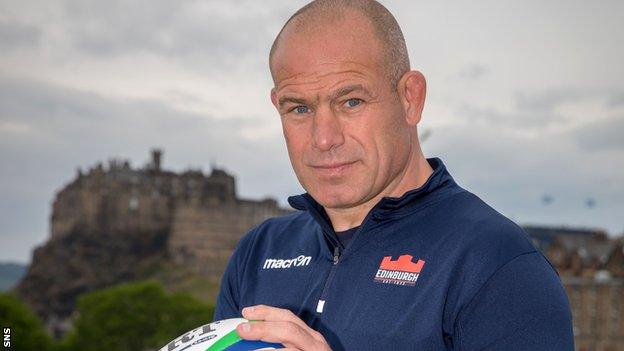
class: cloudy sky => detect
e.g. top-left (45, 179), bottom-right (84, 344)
top-left (1, 0), bottom-right (623, 263)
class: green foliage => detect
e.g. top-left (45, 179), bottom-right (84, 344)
top-left (140, 260), bottom-right (221, 305)
top-left (60, 280), bottom-right (214, 351)
top-left (0, 292), bottom-right (53, 351)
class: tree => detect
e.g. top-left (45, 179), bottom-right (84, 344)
top-left (60, 280), bottom-right (214, 351)
top-left (0, 293), bottom-right (53, 351)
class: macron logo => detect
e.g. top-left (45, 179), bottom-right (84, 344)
top-left (263, 255), bottom-right (312, 269)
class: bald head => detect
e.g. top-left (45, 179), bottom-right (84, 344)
top-left (269, 0), bottom-right (410, 89)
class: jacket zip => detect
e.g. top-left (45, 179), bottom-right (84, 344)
top-left (316, 245), bottom-right (341, 313)
top-left (313, 204), bottom-right (384, 314)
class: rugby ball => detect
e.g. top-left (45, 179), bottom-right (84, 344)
top-left (159, 318), bottom-right (284, 351)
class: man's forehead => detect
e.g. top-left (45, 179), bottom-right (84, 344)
top-left (272, 39), bottom-right (382, 89)
top-left (274, 65), bottom-right (371, 95)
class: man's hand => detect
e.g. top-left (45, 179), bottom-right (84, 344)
top-left (236, 304), bottom-right (331, 351)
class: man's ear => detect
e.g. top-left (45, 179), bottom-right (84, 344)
top-left (270, 88), bottom-right (279, 110)
top-left (397, 70), bottom-right (427, 126)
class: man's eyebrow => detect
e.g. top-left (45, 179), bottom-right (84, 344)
top-left (330, 84), bottom-right (371, 100)
top-left (278, 96), bottom-right (308, 108)
top-left (277, 84), bottom-right (371, 108)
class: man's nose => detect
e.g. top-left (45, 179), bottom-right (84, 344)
top-left (312, 106), bottom-right (345, 152)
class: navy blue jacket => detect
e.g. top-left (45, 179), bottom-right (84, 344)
top-left (214, 158), bottom-right (574, 350)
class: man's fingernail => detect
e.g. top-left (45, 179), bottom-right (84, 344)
top-left (240, 322), bottom-right (251, 332)
top-left (243, 306), bottom-right (255, 314)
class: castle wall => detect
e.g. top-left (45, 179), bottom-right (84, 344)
top-left (168, 199), bottom-right (291, 279)
top-left (50, 170), bottom-right (173, 240)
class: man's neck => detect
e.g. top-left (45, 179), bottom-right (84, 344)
top-left (324, 152), bottom-right (433, 232)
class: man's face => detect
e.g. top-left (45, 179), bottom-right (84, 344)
top-left (271, 15), bottom-right (412, 210)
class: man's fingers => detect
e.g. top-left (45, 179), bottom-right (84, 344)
top-left (241, 305), bottom-right (326, 343)
top-left (242, 304), bottom-right (296, 321)
top-left (236, 320), bottom-right (321, 349)
top-left (242, 305), bottom-right (307, 333)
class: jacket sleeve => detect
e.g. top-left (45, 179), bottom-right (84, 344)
top-left (213, 230), bottom-right (255, 321)
top-left (213, 252), bottom-right (241, 321)
top-left (454, 251), bottom-right (575, 351)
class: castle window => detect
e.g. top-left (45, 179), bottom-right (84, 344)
top-left (129, 196), bottom-right (139, 210)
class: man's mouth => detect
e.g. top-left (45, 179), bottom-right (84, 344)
top-left (310, 161), bottom-right (357, 177)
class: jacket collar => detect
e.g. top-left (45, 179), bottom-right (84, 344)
top-left (287, 157), bottom-right (458, 233)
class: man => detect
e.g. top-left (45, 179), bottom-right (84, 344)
top-left (214, 0), bottom-right (574, 350)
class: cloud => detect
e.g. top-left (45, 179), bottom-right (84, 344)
top-left (573, 115), bottom-right (624, 151)
top-left (608, 92), bottom-right (624, 107)
top-left (0, 0), bottom-right (306, 77)
top-left (456, 86), bottom-right (624, 132)
top-left (0, 73), bottom-right (295, 187)
top-left (0, 19), bottom-right (41, 50)
top-left (457, 63), bottom-right (488, 80)
top-left (515, 87), bottom-right (624, 113)
top-left (457, 103), bottom-right (563, 129)
top-left (515, 89), bottom-right (587, 113)
top-left (55, 0), bottom-right (299, 70)
top-left (0, 73), bottom-right (257, 138)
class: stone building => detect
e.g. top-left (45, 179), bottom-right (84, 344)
top-left (526, 226), bottom-right (624, 351)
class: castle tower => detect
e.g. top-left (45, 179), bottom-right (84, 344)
top-left (151, 148), bottom-right (162, 171)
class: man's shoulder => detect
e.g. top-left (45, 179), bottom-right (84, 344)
top-left (428, 189), bottom-right (541, 281)
top-left (433, 191), bottom-right (558, 322)
top-left (444, 190), bottom-right (533, 248)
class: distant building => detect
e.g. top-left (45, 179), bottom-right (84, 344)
top-left (525, 225), bottom-right (624, 351)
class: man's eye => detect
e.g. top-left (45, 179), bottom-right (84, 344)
top-left (344, 98), bottom-right (363, 108)
top-left (292, 106), bottom-right (310, 114)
